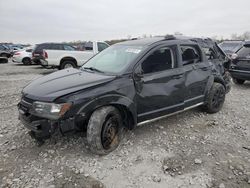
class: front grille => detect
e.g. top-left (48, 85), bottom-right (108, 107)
top-left (22, 96), bottom-right (34, 104)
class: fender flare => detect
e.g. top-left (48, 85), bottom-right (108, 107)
top-left (77, 94), bottom-right (137, 129)
top-left (204, 75), bottom-right (226, 102)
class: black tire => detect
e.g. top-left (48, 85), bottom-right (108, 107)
top-left (22, 57), bottom-right (31, 65)
top-left (87, 106), bottom-right (123, 155)
top-left (233, 78), bottom-right (245, 85)
top-left (60, 60), bottom-right (76, 70)
top-left (202, 83), bottom-right (226, 114)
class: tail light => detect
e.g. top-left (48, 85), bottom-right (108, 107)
top-left (42, 50), bottom-right (48, 59)
top-left (14, 52), bottom-right (21, 55)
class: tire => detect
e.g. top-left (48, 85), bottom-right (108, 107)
top-left (60, 60), bottom-right (76, 70)
top-left (233, 78), bottom-right (245, 85)
top-left (22, 57), bottom-right (31, 65)
top-left (87, 106), bottom-right (123, 155)
top-left (202, 83), bottom-right (226, 114)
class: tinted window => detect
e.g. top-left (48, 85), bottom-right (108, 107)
top-left (85, 42), bottom-right (93, 51)
top-left (141, 47), bottom-right (174, 74)
top-left (35, 44), bottom-right (51, 51)
top-left (0, 45), bottom-right (5, 50)
top-left (26, 49), bottom-right (32, 52)
top-left (181, 45), bottom-right (201, 65)
top-left (63, 45), bottom-right (75, 51)
top-left (50, 44), bottom-right (63, 50)
top-left (98, 42), bottom-right (109, 52)
top-left (237, 46), bottom-right (250, 57)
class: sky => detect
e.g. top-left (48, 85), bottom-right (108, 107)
top-left (0, 0), bottom-right (250, 44)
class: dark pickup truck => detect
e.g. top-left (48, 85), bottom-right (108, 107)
top-left (18, 36), bottom-right (231, 154)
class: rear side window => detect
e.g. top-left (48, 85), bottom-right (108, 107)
top-left (63, 45), bottom-right (75, 51)
top-left (97, 42), bottom-right (109, 52)
top-left (181, 45), bottom-right (201, 65)
top-left (141, 47), bottom-right (174, 74)
top-left (237, 46), bottom-right (250, 57)
top-left (35, 44), bottom-right (51, 51)
top-left (50, 44), bottom-right (63, 50)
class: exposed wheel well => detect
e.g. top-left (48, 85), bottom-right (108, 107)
top-left (213, 78), bottom-right (226, 89)
top-left (112, 104), bottom-right (135, 130)
top-left (76, 104), bottom-right (136, 131)
top-left (60, 57), bottom-right (77, 66)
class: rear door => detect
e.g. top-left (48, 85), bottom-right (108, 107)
top-left (180, 44), bottom-right (212, 107)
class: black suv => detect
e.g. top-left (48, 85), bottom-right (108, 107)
top-left (32, 43), bottom-right (76, 64)
top-left (229, 41), bottom-right (250, 85)
top-left (18, 36), bottom-right (230, 154)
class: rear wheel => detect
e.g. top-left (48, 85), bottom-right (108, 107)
top-left (60, 60), bottom-right (76, 69)
top-left (87, 106), bottom-right (123, 155)
top-left (22, 57), bottom-right (31, 65)
top-left (202, 82), bottom-right (226, 114)
top-left (233, 78), bottom-right (245, 85)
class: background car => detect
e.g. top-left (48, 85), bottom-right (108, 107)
top-left (41, 41), bottom-right (109, 69)
top-left (0, 44), bottom-right (12, 58)
top-left (32, 43), bottom-right (77, 65)
top-left (12, 47), bottom-right (33, 65)
top-left (229, 41), bottom-right (250, 84)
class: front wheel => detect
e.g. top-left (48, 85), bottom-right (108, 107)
top-left (202, 83), bottom-right (226, 114)
top-left (87, 106), bottom-right (123, 155)
top-left (233, 78), bottom-right (245, 85)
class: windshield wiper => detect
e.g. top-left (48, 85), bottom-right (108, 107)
top-left (83, 67), bottom-right (104, 73)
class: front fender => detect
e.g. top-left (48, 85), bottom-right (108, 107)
top-left (77, 94), bottom-right (137, 127)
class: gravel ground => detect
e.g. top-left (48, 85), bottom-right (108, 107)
top-left (0, 62), bottom-right (250, 188)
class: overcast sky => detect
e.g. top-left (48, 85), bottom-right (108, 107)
top-left (0, 0), bottom-right (250, 44)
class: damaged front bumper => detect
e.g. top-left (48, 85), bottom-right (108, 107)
top-left (18, 103), bottom-right (77, 141)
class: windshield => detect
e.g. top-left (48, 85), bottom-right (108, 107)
top-left (82, 45), bottom-right (144, 74)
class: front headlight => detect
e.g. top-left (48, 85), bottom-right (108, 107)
top-left (33, 101), bottom-right (72, 120)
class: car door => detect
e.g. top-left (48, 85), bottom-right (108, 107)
top-left (180, 44), bottom-right (212, 107)
top-left (134, 45), bottom-right (185, 122)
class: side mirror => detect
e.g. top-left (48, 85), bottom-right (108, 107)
top-left (134, 68), bottom-right (144, 79)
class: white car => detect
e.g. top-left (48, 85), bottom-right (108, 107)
top-left (41, 41), bottom-right (109, 69)
top-left (12, 48), bottom-right (33, 65)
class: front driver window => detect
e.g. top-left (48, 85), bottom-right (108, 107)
top-left (141, 47), bottom-right (174, 74)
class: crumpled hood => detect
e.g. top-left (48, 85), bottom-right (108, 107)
top-left (23, 68), bottom-right (115, 102)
